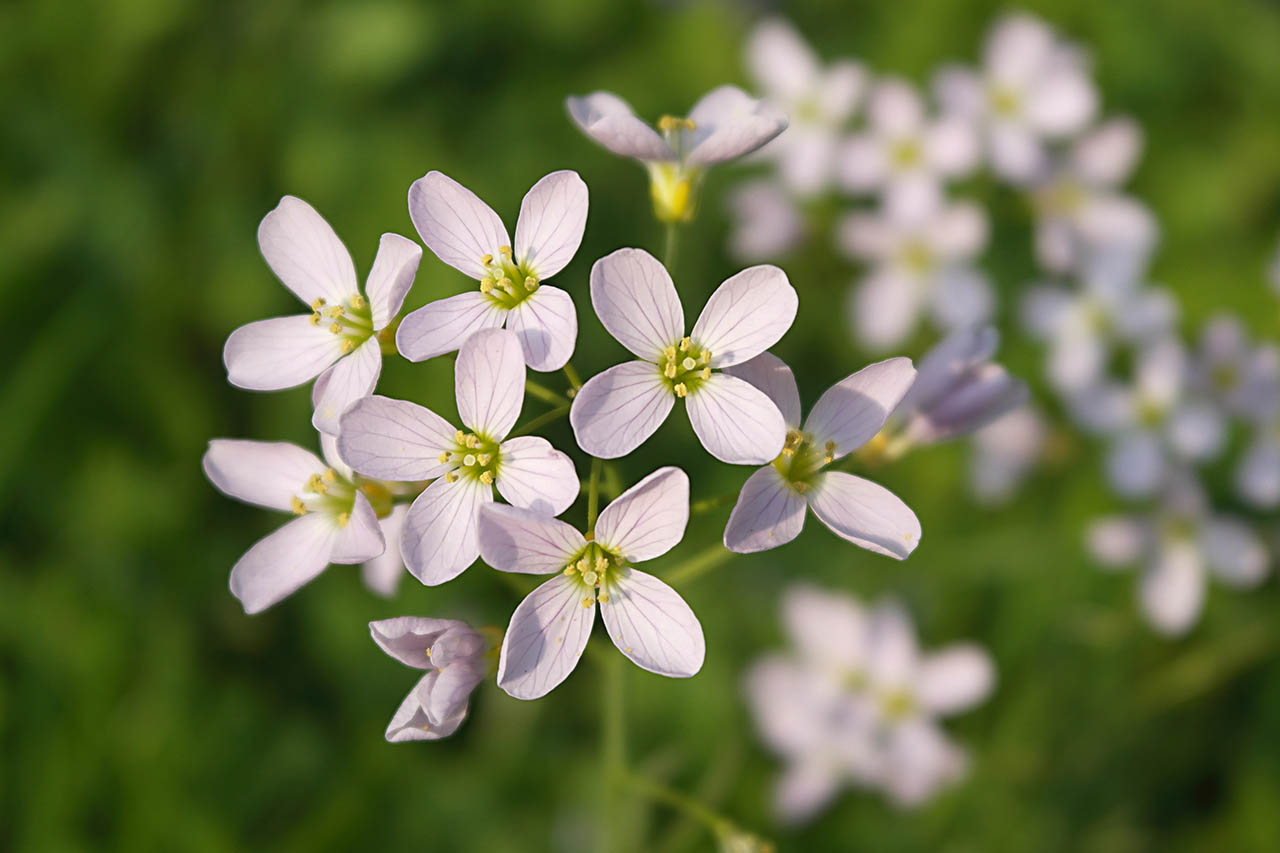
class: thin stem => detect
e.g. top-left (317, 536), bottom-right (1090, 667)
top-left (621, 773), bottom-right (733, 840)
top-left (508, 402), bottom-right (570, 438)
top-left (586, 457), bottom-right (603, 532)
top-left (665, 544), bottom-right (733, 586)
top-left (525, 378), bottom-right (569, 406)
top-left (662, 222), bottom-right (679, 271)
top-left (563, 362), bottom-right (583, 391)
top-left (600, 648), bottom-right (627, 852)
top-left (691, 490), bottom-right (737, 515)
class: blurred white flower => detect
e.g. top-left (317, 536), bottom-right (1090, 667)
top-left (224, 196), bottom-right (422, 434)
top-left (725, 180), bottom-right (806, 262)
top-left (933, 12), bottom-right (1097, 183)
top-left (570, 248), bottom-right (796, 464)
top-left (838, 197), bottom-right (993, 350)
top-left (397, 170), bottom-right (585, 372)
top-left (746, 17), bottom-right (867, 196)
top-left (478, 467), bottom-right (703, 699)
top-left (969, 405), bottom-right (1047, 504)
top-left (722, 353), bottom-right (921, 558)
top-left (338, 328), bottom-right (579, 586)
top-left (1236, 426), bottom-right (1280, 509)
top-left (567, 87), bottom-right (787, 223)
top-left (1189, 314), bottom-right (1280, 424)
top-left (1087, 476), bottom-right (1269, 635)
top-left (836, 77), bottom-right (979, 219)
top-left (370, 617), bottom-right (489, 741)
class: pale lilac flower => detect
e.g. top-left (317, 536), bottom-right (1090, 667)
top-left (722, 353), bottom-right (921, 557)
top-left (224, 196), bottom-right (422, 434)
top-left (1189, 314), bottom-right (1280, 424)
top-left (396, 170), bottom-right (585, 372)
top-left (203, 432), bottom-right (391, 613)
top-left (933, 12), bottom-right (1097, 183)
top-left (338, 328), bottom-right (578, 586)
top-left (370, 617), bottom-right (489, 741)
top-left (1237, 427), bottom-right (1280, 509)
top-left (725, 180), bottom-right (806, 262)
top-left (566, 87), bottom-right (787, 223)
top-left (1087, 477), bottom-right (1269, 635)
top-left (969, 405), bottom-right (1046, 504)
top-left (570, 248), bottom-right (797, 464)
top-left (361, 503), bottom-right (408, 597)
top-left (745, 18), bottom-right (866, 196)
top-left (891, 326), bottom-right (1029, 445)
top-left (478, 467), bottom-right (703, 699)
top-left (838, 198), bottom-right (993, 350)
top-left (836, 78), bottom-right (979, 219)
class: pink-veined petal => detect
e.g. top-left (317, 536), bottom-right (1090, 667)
top-left (336, 395), bottom-right (457, 482)
top-left (724, 352), bottom-right (802, 428)
top-left (595, 466), bottom-right (689, 562)
top-left (203, 439), bottom-right (324, 512)
top-left (395, 291), bottom-right (506, 362)
top-left (507, 285), bottom-right (577, 372)
top-left (228, 513), bottom-right (339, 614)
top-left (590, 248), bottom-right (683, 361)
top-left (570, 361), bottom-right (674, 459)
top-left (370, 616), bottom-right (465, 669)
top-left (600, 568), bottom-right (704, 677)
top-left (498, 575), bottom-right (596, 700)
top-left (365, 233), bottom-right (422, 329)
top-left (257, 196), bottom-right (357, 307)
top-left (684, 86), bottom-right (789, 167)
top-left (407, 171), bottom-right (510, 280)
top-left (566, 92), bottom-right (675, 162)
top-left (330, 491), bottom-right (385, 564)
top-left (687, 373), bottom-right (787, 465)
top-left (456, 327), bottom-right (524, 440)
top-left (805, 358), bottom-right (917, 459)
top-left (362, 505), bottom-right (407, 597)
top-left (723, 465), bottom-right (807, 554)
top-left (514, 170), bottom-right (588, 280)
top-left (401, 476), bottom-right (492, 586)
top-left (495, 435), bottom-right (579, 515)
top-left (808, 471), bottom-right (921, 560)
top-left (224, 315), bottom-right (344, 390)
top-left (384, 673), bottom-right (443, 741)
top-left (691, 265), bottom-right (797, 368)
top-left (915, 645), bottom-right (996, 716)
top-left (311, 337), bottom-right (381, 435)
top-left (478, 503), bottom-right (585, 575)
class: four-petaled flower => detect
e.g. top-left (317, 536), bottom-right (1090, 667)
top-left (370, 617), bottom-right (490, 741)
top-left (397, 170), bottom-right (587, 372)
top-left (478, 467), bottom-right (704, 700)
top-left (224, 196), bottom-right (422, 434)
top-left (338, 328), bottom-right (579, 585)
top-left (570, 248), bottom-right (797, 464)
top-left (722, 353), bottom-right (921, 556)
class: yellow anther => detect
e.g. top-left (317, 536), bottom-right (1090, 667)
top-left (700, 349), bottom-right (711, 364)
top-left (682, 118), bottom-right (697, 130)
top-left (594, 556), bottom-right (608, 571)
top-left (563, 566), bottom-right (576, 576)
top-left (597, 593), bottom-right (610, 604)
top-left (445, 471), bottom-right (459, 483)
top-left (465, 434), bottom-right (480, 448)
top-left (674, 383), bottom-right (688, 398)
top-left (336, 512), bottom-right (350, 528)
top-left (350, 294), bottom-right (366, 310)
top-left (679, 337), bottom-right (691, 351)
top-left (479, 280), bottom-right (494, 294)
top-left (584, 531), bottom-right (594, 541)
top-left (309, 313), bottom-right (322, 326)
top-left (580, 596), bottom-right (594, 608)
top-left (582, 570), bottom-right (599, 585)
top-left (664, 362), bottom-right (677, 379)
top-left (463, 454), bottom-right (477, 467)
top-left (794, 482), bottom-right (811, 494)
top-left (781, 446), bottom-right (795, 457)
top-left (324, 305), bottom-right (346, 317)
top-left (479, 471), bottom-right (494, 485)
top-left (657, 115), bottom-right (683, 132)
top-left (329, 322), bottom-right (343, 335)
top-left (499, 245), bottom-right (512, 258)
top-left (481, 253), bottom-right (494, 266)
top-left (455, 429), bottom-right (465, 442)
top-left (438, 451), bottom-right (450, 463)
top-left (577, 557), bottom-right (590, 572)
top-left (290, 497), bottom-right (307, 515)
top-left (311, 298), bottom-right (327, 310)
top-left (477, 453), bottom-right (491, 466)
top-left (498, 277), bottom-right (513, 292)
top-left (322, 468), bottom-right (337, 483)
top-left (699, 367), bottom-right (711, 380)
top-left (681, 357), bottom-right (697, 371)
top-left (306, 474), bottom-right (327, 494)
top-left (663, 345), bottom-right (677, 360)
top-left (340, 339), bottom-right (357, 354)
top-left (524, 276), bottom-right (537, 292)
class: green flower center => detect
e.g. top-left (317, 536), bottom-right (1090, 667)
top-left (658, 337), bottom-right (714, 398)
top-left (1039, 178), bottom-right (1086, 216)
top-left (309, 293), bottom-right (375, 354)
top-left (438, 430), bottom-right (502, 486)
top-left (899, 240), bottom-right (935, 275)
top-left (479, 246), bottom-right (540, 310)
top-left (562, 540), bottom-right (627, 608)
top-left (1212, 363), bottom-right (1239, 392)
top-left (772, 428), bottom-right (835, 493)
top-left (989, 84), bottom-right (1022, 118)
top-left (889, 137), bottom-right (922, 170)
top-left (289, 469), bottom-right (398, 524)
top-left (879, 689), bottom-right (916, 721)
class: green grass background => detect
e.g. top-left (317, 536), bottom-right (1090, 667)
top-left (3, 0), bottom-right (1280, 850)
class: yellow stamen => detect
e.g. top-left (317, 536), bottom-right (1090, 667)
top-left (563, 566), bottom-right (576, 576)
top-left (336, 512), bottom-right (350, 528)
top-left (445, 471), bottom-right (459, 483)
top-left (454, 429), bottom-right (465, 442)
top-left (309, 313), bottom-right (322, 326)
top-left (329, 322), bottom-right (343, 335)
top-left (580, 596), bottom-right (594, 608)
top-left (438, 451), bottom-right (450, 463)
top-left (673, 383), bottom-right (688, 398)
top-left (481, 253), bottom-right (494, 266)
top-left (340, 339), bottom-right (357, 354)
top-left (310, 298), bottom-right (327, 310)
top-left (479, 471), bottom-right (494, 485)
top-left (499, 245), bottom-right (512, 258)
top-left (480, 280), bottom-right (494, 294)
top-left (350, 294), bottom-right (366, 310)
top-left (597, 593), bottom-right (610, 604)
top-left (524, 276), bottom-right (537, 292)
top-left (290, 497), bottom-right (307, 515)
top-left (664, 362), bottom-right (677, 379)
top-left (322, 468), bottom-right (337, 483)
top-left (663, 345), bottom-right (677, 360)
top-left (679, 337), bottom-right (691, 352)
top-left (699, 367), bottom-right (711, 380)
top-left (595, 556), bottom-right (608, 571)
top-left (477, 453), bottom-right (491, 466)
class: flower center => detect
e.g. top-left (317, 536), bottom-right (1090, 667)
top-left (879, 689), bottom-right (916, 721)
top-left (658, 337), bottom-right (713, 398)
top-left (989, 84), bottom-right (1022, 118)
top-left (1136, 396), bottom-right (1166, 427)
top-left (309, 293), bottom-right (375, 354)
top-left (647, 161), bottom-right (697, 224)
top-left (479, 246), bottom-right (539, 310)
top-left (899, 239), bottom-right (935, 275)
top-left (562, 540), bottom-right (626, 608)
top-left (289, 467), bottom-right (359, 526)
top-left (772, 428), bottom-right (835, 493)
top-left (1212, 363), bottom-right (1239, 392)
top-left (1038, 178), bottom-right (1085, 216)
top-left (438, 430), bottom-right (502, 486)
top-left (889, 136), bottom-right (922, 170)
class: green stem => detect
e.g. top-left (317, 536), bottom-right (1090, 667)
top-left (509, 402), bottom-right (570, 438)
top-left (621, 773), bottom-right (734, 840)
top-left (600, 648), bottom-right (627, 852)
top-left (525, 378), bottom-right (569, 406)
top-left (586, 457), bottom-right (603, 532)
top-left (665, 544), bottom-right (733, 586)
top-left (663, 223), bottom-right (679, 271)
top-left (563, 362), bottom-right (583, 391)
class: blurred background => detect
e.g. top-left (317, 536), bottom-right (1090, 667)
top-left (4, 0), bottom-right (1280, 850)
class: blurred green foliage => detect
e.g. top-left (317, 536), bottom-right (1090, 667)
top-left (3, 0), bottom-right (1280, 850)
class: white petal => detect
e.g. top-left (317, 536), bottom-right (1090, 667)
top-left (1105, 431), bottom-right (1165, 499)
top-left (589, 248), bottom-right (683, 361)
top-left (746, 18), bottom-right (820, 102)
top-left (914, 645), bottom-right (995, 716)
top-left (723, 352), bottom-right (802, 428)
top-left (867, 600), bottom-right (920, 688)
top-left (229, 513), bottom-right (338, 614)
top-left (723, 465), bottom-right (807, 554)
top-left (495, 435), bottom-right (579, 515)
top-left (336, 395), bottom-right (456, 481)
top-left (566, 92), bottom-right (674, 162)
top-left (478, 503), bottom-right (585, 574)
top-left (601, 568), bottom-right (704, 677)
top-left (881, 719), bottom-right (967, 807)
top-left (365, 233), bottom-right (422, 329)
top-left (570, 361), bottom-right (674, 459)
top-left (257, 196), bottom-right (357, 307)
top-left (311, 337), bottom-right (382, 435)
top-left (1139, 542), bottom-right (1205, 636)
top-left (362, 505), bottom-right (407, 597)
top-left (329, 491), bottom-right (386, 564)
top-left (687, 373), bottom-right (787, 465)
top-left (1236, 436), bottom-right (1280, 509)
top-left (924, 117), bottom-right (980, 177)
top-left (203, 439), bottom-right (324, 512)
top-left (848, 269), bottom-right (922, 351)
top-left (928, 201), bottom-right (988, 259)
top-left (930, 267), bottom-right (995, 331)
top-left (804, 358), bottom-right (917, 459)
top-left (834, 133), bottom-right (888, 192)
top-left (899, 326), bottom-right (999, 415)
top-left (726, 179), bottom-right (805, 261)
top-left (224, 315), bottom-right (343, 390)
top-left (596, 466), bottom-right (689, 560)
top-left (1200, 517), bottom-right (1269, 588)
top-left (1085, 516), bottom-right (1147, 568)
top-left (1072, 116), bottom-right (1142, 186)
top-left (988, 124), bottom-right (1045, 184)
top-left (426, 660), bottom-right (485, 727)
top-left (684, 86), bottom-right (788, 166)
top-left (514, 170), bottom-right (588, 280)
top-left (1166, 401), bottom-right (1226, 462)
top-left (691, 265), bottom-right (797, 368)
top-left (498, 575), bottom-right (596, 700)
top-left (395, 291), bottom-right (506, 362)
top-left (932, 66), bottom-right (985, 117)
top-left (782, 585), bottom-right (869, 671)
top-left (775, 759), bottom-right (843, 825)
top-left (986, 13), bottom-right (1053, 81)
top-left (369, 615), bottom-right (465, 669)
top-left (401, 476), bottom-right (491, 585)
top-left (407, 171), bottom-right (510, 280)
top-left (1026, 67), bottom-right (1097, 137)
top-left (384, 673), bottom-right (447, 742)
top-left (319, 432), bottom-right (353, 481)
top-left (868, 78), bottom-right (923, 134)
top-left (456, 327), bottom-right (524, 440)
top-left (507, 285), bottom-right (577, 372)
top-left (808, 472), bottom-right (920, 560)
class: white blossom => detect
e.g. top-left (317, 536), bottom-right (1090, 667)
top-left (725, 179), bottom-right (806, 263)
top-left (370, 617), bottom-right (489, 741)
top-left (969, 405), bottom-right (1047, 504)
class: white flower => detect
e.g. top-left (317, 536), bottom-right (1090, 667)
top-left (1236, 427), bottom-right (1280, 509)
top-left (203, 432), bottom-right (394, 614)
top-left (721, 353), bottom-right (921, 557)
top-left (1087, 477), bottom-right (1269, 635)
top-left (337, 328), bottom-right (579, 585)
top-left (933, 12), bottom-right (1097, 183)
top-left (224, 196), bottom-right (422, 434)
top-left (1189, 314), bottom-right (1280, 424)
top-left (566, 87), bottom-right (787, 223)
top-left (396, 170), bottom-right (585, 372)
top-left (725, 179), bottom-right (806, 263)
top-left (745, 17), bottom-right (866, 196)
top-left (370, 617), bottom-right (489, 741)
top-left (969, 405), bottom-right (1046, 504)
top-left (478, 467), bottom-right (704, 699)
top-left (892, 326), bottom-right (1029, 444)
top-left (837, 198), bottom-right (992, 351)
top-left (836, 77), bottom-right (979, 219)
top-left (361, 503), bottom-right (408, 597)
top-left (570, 248), bottom-right (797, 464)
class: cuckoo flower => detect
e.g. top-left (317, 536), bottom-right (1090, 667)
top-left (203, 432), bottom-right (396, 614)
top-left (397, 170), bottom-right (586, 372)
top-left (566, 87), bottom-right (787, 223)
top-left (726, 180), bottom-right (806, 263)
top-left (478, 467), bottom-right (703, 700)
top-left (370, 617), bottom-right (490, 742)
top-left (570, 248), bottom-right (797, 464)
top-left (969, 405), bottom-right (1046, 505)
top-left (338, 328), bottom-right (578, 586)
top-left (224, 196), bottom-right (422, 434)
top-left (722, 353), bottom-right (921, 557)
